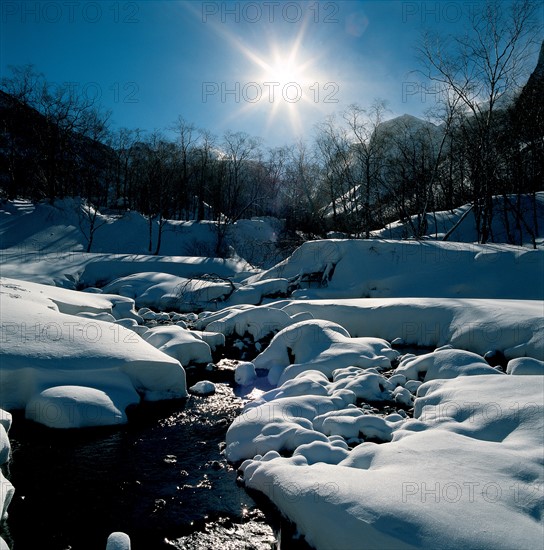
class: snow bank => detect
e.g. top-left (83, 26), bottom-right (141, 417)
top-left (247, 239), bottom-right (543, 300)
top-left (373, 192), bottom-right (544, 245)
top-left (279, 298), bottom-right (544, 360)
top-left (102, 272), bottom-right (234, 311)
top-left (240, 375), bottom-right (544, 550)
top-left (0, 278), bottom-right (187, 427)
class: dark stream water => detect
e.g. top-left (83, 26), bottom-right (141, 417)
top-left (1, 383), bottom-right (281, 550)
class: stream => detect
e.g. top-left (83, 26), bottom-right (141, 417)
top-left (2, 383), bottom-right (281, 550)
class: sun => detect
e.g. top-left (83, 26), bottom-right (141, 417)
top-left (261, 50), bottom-right (308, 85)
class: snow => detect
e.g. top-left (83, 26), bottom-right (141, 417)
top-left (143, 325), bottom-right (212, 366)
top-left (0, 409), bottom-right (14, 550)
top-left (0, 277), bottom-right (187, 427)
top-left (239, 375), bottom-right (544, 550)
top-left (2, 197), bottom-right (543, 547)
top-left (251, 319), bottom-right (399, 385)
top-left (203, 306), bottom-right (294, 341)
top-left (374, 192), bottom-right (544, 245)
top-left (506, 357), bottom-right (544, 375)
top-left (189, 381), bottom-right (216, 396)
top-left (395, 349), bottom-right (502, 381)
top-left (25, 385), bottom-right (138, 428)
top-left (105, 532), bottom-right (131, 550)
top-left (247, 239), bottom-right (543, 300)
top-left (234, 362), bottom-right (257, 386)
top-left (277, 298), bottom-right (544, 360)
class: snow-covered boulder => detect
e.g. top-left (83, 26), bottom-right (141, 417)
top-left (506, 357), bottom-right (544, 375)
top-left (252, 319), bottom-right (398, 385)
top-left (395, 349), bottom-right (502, 381)
top-left (204, 306), bottom-right (294, 341)
top-left (143, 325), bottom-right (212, 365)
top-left (0, 278), bottom-right (187, 428)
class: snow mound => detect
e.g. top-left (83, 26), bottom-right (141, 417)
top-left (204, 306), bottom-right (294, 341)
top-left (240, 375), bottom-right (544, 550)
top-left (252, 319), bottom-right (399, 385)
top-left (105, 532), bottom-right (131, 550)
top-left (25, 385), bottom-right (138, 428)
top-left (102, 272), bottom-right (234, 311)
top-left (143, 325), bottom-right (212, 365)
top-left (395, 349), bottom-right (502, 381)
top-left (0, 278), bottom-right (187, 427)
top-left (234, 362), bottom-right (257, 386)
top-left (507, 357), bottom-right (544, 375)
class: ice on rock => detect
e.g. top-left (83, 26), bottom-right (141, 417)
top-left (234, 362), bottom-right (257, 386)
top-left (506, 357), bottom-right (544, 375)
top-left (395, 349), bottom-right (502, 381)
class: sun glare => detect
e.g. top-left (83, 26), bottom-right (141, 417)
top-left (184, 1), bottom-right (332, 139)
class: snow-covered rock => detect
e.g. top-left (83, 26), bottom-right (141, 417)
top-left (189, 381), bottom-right (216, 396)
top-left (395, 349), bottom-right (502, 381)
top-left (105, 532), bottom-right (131, 549)
top-left (234, 362), bottom-right (257, 386)
top-left (0, 278), bottom-right (187, 427)
top-left (252, 319), bottom-right (398, 385)
top-left (506, 357), bottom-right (544, 376)
top-left (143, 325), bottom-right (212, 365)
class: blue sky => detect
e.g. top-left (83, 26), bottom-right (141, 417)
top-left (1, 1), bottom-right (541, 147)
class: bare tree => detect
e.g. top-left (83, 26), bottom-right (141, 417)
top-left (418, 0), bottom-right (541, 243)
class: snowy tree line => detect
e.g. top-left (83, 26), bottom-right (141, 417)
top-left (0, 0), bottom-right (541, 248)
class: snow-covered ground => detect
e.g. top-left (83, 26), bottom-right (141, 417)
top-left (1, 199), bottom-right (543, 549)
top-left (373, 192), bottom-right (544, 245)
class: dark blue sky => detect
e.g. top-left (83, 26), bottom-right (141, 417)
top-left (1, 1), bottom-right (541, 146)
